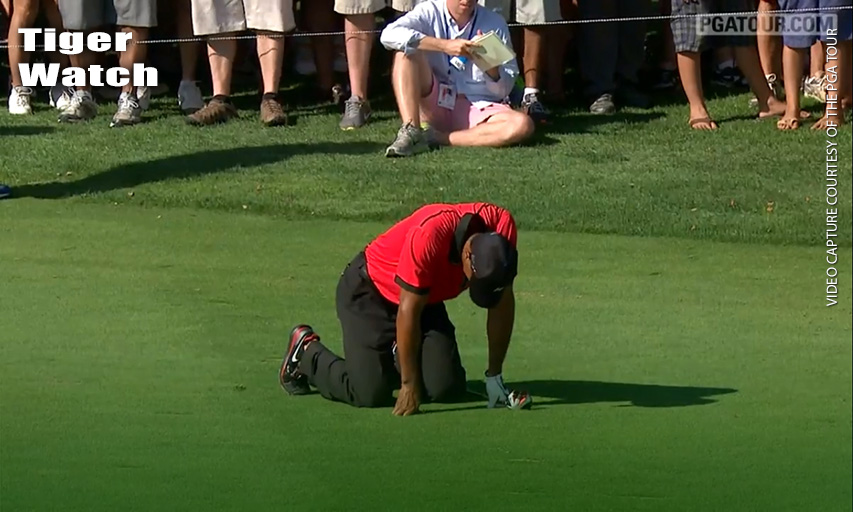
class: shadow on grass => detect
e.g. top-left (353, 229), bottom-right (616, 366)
top-left (428, 379), bottom-right (737, 413)
top-left (0, 125), bottom-right (56, 137)
top-left (545, 111), bottom-right (667, 135)
top-left (12, 141), bottom-right (385, 199)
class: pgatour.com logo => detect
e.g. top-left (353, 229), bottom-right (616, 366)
top-left (697, 12), bottom-right (838, 36)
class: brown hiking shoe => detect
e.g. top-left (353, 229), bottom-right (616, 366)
top-left (260, 97), bottom-right (288, 127)
top-left (185, 98), bottom-right (238, 126)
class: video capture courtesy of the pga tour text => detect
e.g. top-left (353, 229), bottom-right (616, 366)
top-left (0, 0), bottom-right (851, 510)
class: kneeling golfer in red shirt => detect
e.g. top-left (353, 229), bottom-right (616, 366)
top-left (279, 202), bottom-right (525, 416)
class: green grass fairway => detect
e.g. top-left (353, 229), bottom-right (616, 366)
top-left (1, 88), bottom-right (851, 246)
top-left (2, 200), bottom-right (850, 511)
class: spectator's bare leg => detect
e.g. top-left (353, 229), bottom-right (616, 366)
top-left (809, 41), bottom-right (824, 78)
top-left (733, 46), bottom-right (795, 118)
top-left (256, 32), bottom-right (288, 126)
top-left (676, 52), bottom-right (716, 130)
top-left (757, 0), bottom-right (781, 77)
top-left (118, 27), bottom-right (148, 95)
top-left (778, 45), bottom-right (806, 130)
top-left (177, 0), bottom-right (200, 82)
top-left (6, 0), bottom-right (46, 114)
top-left (344, 13), bottom-right (374, 100)
top-left (813, 40), bottom-right (851, 130)
top-left (208, 38), bottom-right (237, 97)
top-left (256, 33), bottom-right (285, 95)
top-left (305, 0), bottom-right (337, 94)
top-left (522, 27), bottom-right (543, 91)
top-left (175, 0), bottom-right (204, 113)
top-left (520, 26), bottom-right (549, 122)
top-left (445, 112), bottom-right (535, 148)
top-left (391, 50), bottom-right (431, 127)
top-left (8, 0), bottom-right (39, 88)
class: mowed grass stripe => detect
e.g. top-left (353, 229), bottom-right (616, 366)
top-left (1, 90), bottom-right (850, 246)
top-left (1, 200), bottom-right (850, 511)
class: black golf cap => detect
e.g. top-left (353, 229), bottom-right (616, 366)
top-left (468, 232), bottom-right (518, 309)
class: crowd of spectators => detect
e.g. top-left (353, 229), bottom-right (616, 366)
top-left (1, 0), bottom-right (850, 148)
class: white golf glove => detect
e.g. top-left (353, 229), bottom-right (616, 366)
top-left (485, 372), bottom-right (532, 410)
top-left (485, 372), bottom-right (510, 408)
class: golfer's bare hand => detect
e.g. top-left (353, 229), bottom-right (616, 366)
top-left (444, 38), bottom-right (476, 58)
top-left (392, 384), bottom-right (421, 416)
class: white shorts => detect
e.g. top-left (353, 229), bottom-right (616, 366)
top-left (334, 0), bottom-right (421, 15)
top-left (478, 0), bottom-right (562, 24)
top-left (191, 0), bottom-right (296, 36)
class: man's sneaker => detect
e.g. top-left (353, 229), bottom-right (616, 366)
top-left (712, 66), bottom-right (742, 88)
top-left (804, 74), bottom-right (827, 103)
top-left (589, 93), bottom-right (616, 115)
top-left (177, 80), bottom-right (204, 114)
top-left (58, 90), bottom-right (98, 123)
top-left (385, 122), bottom-right (430, 157)
top-left (110, 91), bottom-right (142, 127)
top-left (0, 184), bottom-right (11, 199)
top-left (521, 92), bottom-right (548, 124)
top-left (260, 96), bottom-right (289, 126)
top-left (340, 95), bottom-right (371, 130)
top-left (8, 86), bottom-right (33, 115)
top-left (49, 85), bottom-right (74, 111)
top-left (185, 97), bottom-right (238, 126)
top-left (279, 325), bottom-right (318, 395)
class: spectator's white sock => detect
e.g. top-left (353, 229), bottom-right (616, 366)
top-left (717, 59), bottom-right (735, 70)
top-left (523, 87), bottom-right (539, 97)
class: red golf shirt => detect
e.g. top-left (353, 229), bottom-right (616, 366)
top-left (364, 203), bottom-right (517, 305)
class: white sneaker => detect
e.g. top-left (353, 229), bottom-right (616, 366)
top-left (134, 83), bottom-right (167, 111)
top-left (177, 80), bottom-right (204, 114)
top-left (110, 91), bottom-right (142, 127)
top-left (8, 86), bottom-right (33, 115)
top-left (49, 85), bottom-right (75, 111)
top-left (58, 90), bottom-right (98, 123)
top-left (804, 74), bottom-right (827, 103)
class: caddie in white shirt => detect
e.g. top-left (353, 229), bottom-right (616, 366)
top-left (379, 0), bottom-right (535, 157)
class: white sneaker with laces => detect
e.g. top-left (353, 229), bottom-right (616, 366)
top-left (9, 86), bottom-right (33, 115)
top-left (58, 90), bottom-right (98, 123)
top-left (110, 92), bottom-right (142, 127)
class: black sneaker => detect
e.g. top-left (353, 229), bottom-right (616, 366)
top-left (521, 92), bottom-right (548, 124)
top-left (712, 67), bottom-right (742, 88)
top-left (279, 324), bottom-right (318, 395)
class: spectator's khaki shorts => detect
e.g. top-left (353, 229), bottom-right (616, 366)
top-left (191, 0), bottom-right (296, 36)
top-left (334, 0), bottom-right (420, 15)
top-left (478, 0), bottom-right (562, 24)
top-left (58, 0), bottom-right (157, 30)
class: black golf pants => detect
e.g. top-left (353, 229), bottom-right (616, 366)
top-left (300, 252), bottom-right (467, 407)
